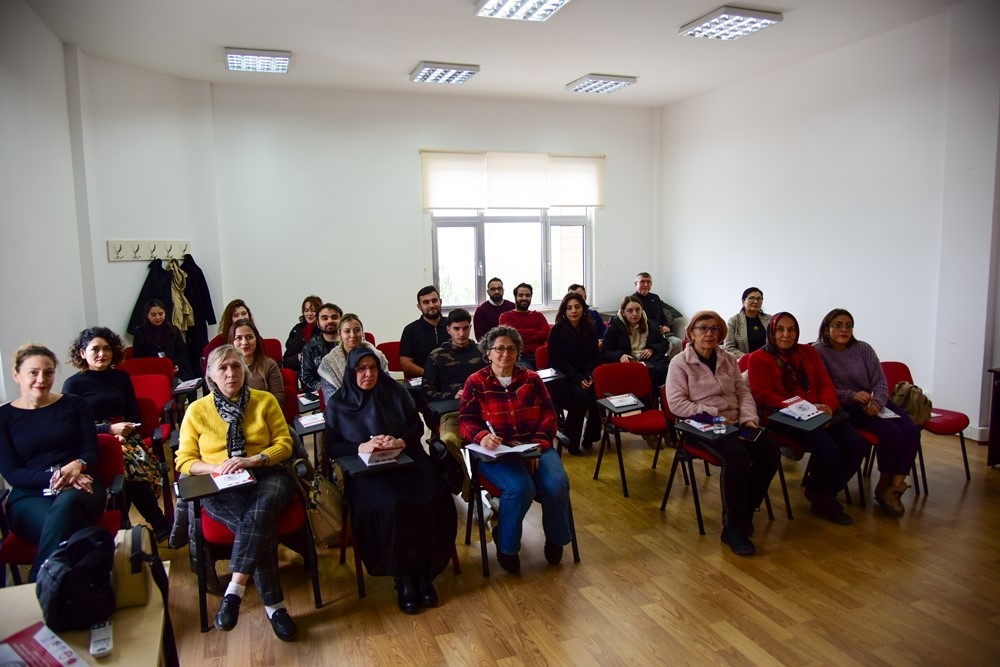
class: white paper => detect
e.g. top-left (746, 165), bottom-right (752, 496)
top-left (779, 396), bottom-right (822, 420)
top-left (536, 368), bottom-right (557, 379)
top-left (877, 406), bottom-right (900, 419)
top-left (682, 419), bottom-right (715, 432)
top-left (608, 394), bottom-right (639, 408)
top-left (466, 443), bottom-right (539, 459)
top-left (175, 378), bottom-right (200, 391)
top-left (298, 413), bottom-right (325, 427)
top-left (211, 469), bottom-right (254, 489)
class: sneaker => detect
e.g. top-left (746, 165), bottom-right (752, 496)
top-left (544, 540), bottom-right (564, 565)
top-left (721, 528), bottom-right (756, 556)
top-left (267, 608), bottom-right (298, 641)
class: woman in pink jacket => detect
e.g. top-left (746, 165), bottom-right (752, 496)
top-left (665, 311), bottom-right (780, 556)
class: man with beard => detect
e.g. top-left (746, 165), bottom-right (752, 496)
top-left (632, 272), bottom-right (683, 357)
top-left (400, 285), bottom-right (449, 378)
top-left (299, 303), bottom-right (342, 391)
top-left (473, 277), bottom-right (515, 339)
top-left (499, 283), bottom-right (549, 369)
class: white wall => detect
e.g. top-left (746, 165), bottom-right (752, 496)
top-left (0, 0), bottom-right (84, 399)
top-left (660, 0), bottom-right (1000, 434)
top-left (209, 86), bottom-right (655, 341)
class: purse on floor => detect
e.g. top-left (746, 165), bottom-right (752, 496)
top-left (292, 457), bottom-right (343, 547)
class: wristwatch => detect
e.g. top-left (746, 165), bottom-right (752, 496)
top-left (75, 458), bottom-right (87, 472)
top-left (257, 452), bottom-right (269, 467)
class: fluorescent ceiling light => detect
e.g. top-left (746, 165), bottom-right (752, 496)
top-left (224, 47), bottom-right (291, 73)
top-left (474, 0), bottom-right (572, 22)
top-left (410, 61), bottom-right (480, 85)
top-left (679, 6), bottom-right (782, 41)
top-left (565, 74), bottom-right (637, 94)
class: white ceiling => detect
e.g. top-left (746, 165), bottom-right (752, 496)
top-left (26, 0), bottom-right (961, 107)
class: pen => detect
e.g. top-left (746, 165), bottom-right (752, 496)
top-left (485, 421), bottom-right (500, 442)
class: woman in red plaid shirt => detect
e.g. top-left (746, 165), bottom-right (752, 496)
top-left (459, 326), bottom-right (572, 574)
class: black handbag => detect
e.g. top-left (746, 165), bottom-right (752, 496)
top-left (429, 439), bottom-right (465, 496)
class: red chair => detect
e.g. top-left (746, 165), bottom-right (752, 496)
top-left (659, 386), bottom-right (787, 532)
top-left (280, 368), bottom-right (300, 424)
top-left (737, 354), bottom-right (751, 373)
top-left (118, 356), bottom-right (175, 383)
top-left (0, 434), bottom-right (126, 586)
top-left (882, 361), bottom-right (970, 487)
top-left (364, 332), bottom-right (376, 346)
top-left (535, 343), bottom-right (550, 370)
top-left (192, 495), bottom-right (323, 632)
top-left (131, 374), bottom-right (176, 519)
top-left (262, 338), bottom-right (283, 365)
top-left (123, 346), bottom-right (134, 360)
top-left (591, 362), bottom-right (669, 498)
top-left (376, 341), bottom-right (403, 374)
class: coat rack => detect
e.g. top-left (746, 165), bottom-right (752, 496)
top-left (106, 240), bottom-right (191, 262)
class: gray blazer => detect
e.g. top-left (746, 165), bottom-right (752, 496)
top-left (724, 311), bottom-right (771, 358)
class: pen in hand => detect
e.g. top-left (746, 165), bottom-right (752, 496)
top-left (485, 421), bottom-right (502, 449)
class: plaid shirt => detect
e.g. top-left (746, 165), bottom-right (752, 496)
top-left (459, 365), bottom-right (557, 450)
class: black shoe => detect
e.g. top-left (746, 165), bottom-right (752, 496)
top-left (810, 499), bottom-right (853, 525)
top-left (780, 446), bottom-right (804, 461)
top-left (168, 514), bottom-right (189, 549)
top-left (721, 528), bottom-right (756, 556)
top-left (417, 576), bottom-right (438, 607)
top-left (214, 594), bottom-right (241, 631)
top-left (394, 576), bottom-right (420, 614)
top-left (268, 609), bottom-right (298, 641)
top-left (566, 446), bottom-right (584, 457)
top-left (496, 549), bottom-right (521, 574)
top-left (543, 540), bottom-right (564, 565)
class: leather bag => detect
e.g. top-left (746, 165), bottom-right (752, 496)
top-left (292, 458), bottom-right (343, 547)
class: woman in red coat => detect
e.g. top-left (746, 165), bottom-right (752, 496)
top-left (748, 312), bottom-right (867, 525)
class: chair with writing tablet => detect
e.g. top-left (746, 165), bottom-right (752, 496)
top-left (463, 445), bottom-right (580, 578)
top-left (262, 338), bottom-right (283, 365)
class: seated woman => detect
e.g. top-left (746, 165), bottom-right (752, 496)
top-left (131, 299), bottom-right (194, 379)
top-left (229, 318), bottom-right (284, 407)
top-left (175, 345), bottom-right (298, 641)
top-left (317, 314), bottom-right (387, 403)
top-left (63, 327), bottom-right (171, 541)
top-left (724, 287), bottom-right (771, 358)
top-left (602, 295), bottom-right (670, 406)
top-left (547, 292), bottom-right (602, 456)
top-left (0, 344), bottom-right (105, 581)
top-left (748, 312), bottom-right (868, 525)
top-left (665, 312), bottom-right (780, 556)
top-left (282, 295), bottom-right (322, 373)
top-left (203, 299), bottom-right (253, 361)
top-left (813, 308), bottom-right (919, 517)
top-left (324, 348), bottom-right (457, 614)
top-left (459, 326), bottom-right (572, 574)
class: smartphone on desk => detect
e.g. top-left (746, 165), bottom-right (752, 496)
top-left (738, 426), bottom-right (764, 442)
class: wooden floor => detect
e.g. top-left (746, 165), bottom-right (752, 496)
top-left (159, 432), bottom-right (1000, 666)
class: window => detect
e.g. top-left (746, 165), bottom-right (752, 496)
top-left (432, 207), bottom-right (592, 308)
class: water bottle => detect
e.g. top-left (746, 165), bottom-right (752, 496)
top-left (712, 416), bottom-right (726, 435)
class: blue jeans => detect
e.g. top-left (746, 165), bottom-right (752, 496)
top-left (476, 447), bottom-right (571, 555)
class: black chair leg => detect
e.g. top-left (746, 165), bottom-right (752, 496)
top-left (763, 491), bottom-right (775, 521)
top-left (567, 495), bottom-right (580, 564)
top-left (475, 483), bottom-right (490, 578)
top-left (777, 464), bottom-right (793, 520)
top-left (193, 500), bottom-right (210, 633)
top-left (660, 449), bottom-right (682, 511)
top-left (687, 458), bottom-right (705, 535)
top-left (614, 432), bottom-right (629, 498)
top-left (593, 430), bottom-right (610, 480)
top-left (959, 433), bottom-right (971, 481)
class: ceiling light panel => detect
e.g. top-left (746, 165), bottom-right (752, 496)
top-left (410, 61), bottom-right (480, 85)
top-left (224, 47), bottom-right (291, 73)
top-left (566, 74), bottom-right (637, 94)
top-left (679, 6), bottom-right (783, 41)
top-left (474, 0), bottom-right (572, 22)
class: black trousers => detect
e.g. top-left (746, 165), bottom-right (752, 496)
top-left (696, 433), bottom-right (780, 531)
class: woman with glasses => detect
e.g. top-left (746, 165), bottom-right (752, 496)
top-left (459, 326), bottom-right (572, 575)
top-left (324, 348), bottom-right (457, 614)
top-left (748, 313), bottom-right (868, 525)
top-left (813, 308), bottom-right (918, 517)
top-left (282, 295), bottom-right (322, 372)
top-left (665, 312), bottom-right (780, 555)
top-left (724, 287), bottom-right (771, 358)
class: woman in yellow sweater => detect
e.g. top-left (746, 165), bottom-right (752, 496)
top-left (175, 345), bottom-right (297, 641)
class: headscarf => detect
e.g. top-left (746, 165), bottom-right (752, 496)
top-left (208, 376), bottom-right (250, 457)
top-left (327, 348), bottom-right (416, 443)
top-left (763, 311), bottom-right (810, 394)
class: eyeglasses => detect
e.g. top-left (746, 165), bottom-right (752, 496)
top-left (830, 322), bottom-right (854, 330)
top-left (745, 297), bottom-right (763, 303)
top-left (489, 346), bottom-right (518, 355)
top-left (692, 326), bottom-right (721, 334)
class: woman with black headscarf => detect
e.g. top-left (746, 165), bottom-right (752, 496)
top-left (747, 312), bottom-right (867, 526)
top-left (324, 348), bottom-right (457, 615)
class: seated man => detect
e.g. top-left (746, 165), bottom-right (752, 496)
top-left (632, 272), bottom-right (682, 357)
top-left (299, 303), bottom-right (342, 391)
top-left (421, 308), bottom-right (486, 500)
top-left (499, 283), bottom-right (549, 369)
top-left (473, 277), bottom-right (515, 340)
top-left (399, 285), bottom-right (448, 378)
top-left (567, 283), bottom-right (607, 338)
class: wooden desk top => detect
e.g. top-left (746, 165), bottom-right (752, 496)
top-left (0, 562), bottom-right (168, 665)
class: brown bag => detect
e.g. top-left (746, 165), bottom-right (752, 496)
top-left (889, 381), bottom-right (932, 426)
top-left (292, 458), bottom-right (343, 547)
top-left (113, 525), bottom-right (150, 608)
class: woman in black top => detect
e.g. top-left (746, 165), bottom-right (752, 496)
top-left (602, 295), bottom-right (670, 399)
top-left (132, 299), bottom-right (194, 379)
top-left (282, 295), bottom-right (322, 372)
top-left (63, 327), bottom-right (170, 541)
top-left (548, 292), bottom-right (602, 455)
top-left (0, 344), bottom-right (105, 581)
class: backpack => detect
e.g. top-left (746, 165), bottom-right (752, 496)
top-left (35, 526), bottom-right (116, 632)
top-left (889, 381), bottom-right (932, 426)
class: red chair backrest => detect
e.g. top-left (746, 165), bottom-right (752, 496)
top-left (118, 357), bottom-right (174, 382)
top-left (737, 354), bottom-right (750, 373)
top-left (593, 362), bottom-right (652, 403)
top-left (94, 434), bottom-right (125, 487)
top-left (376, 341), bottom-right (403, 373)
top-left (130, 374), bottom-right (173, 440)
top-left (881, 361), bottom-right (913, 389)
top-left (660, 384), bottom-right (677, 422)
top-left (364, 332), bottom-right (376, 345)
top-left (262, 338), bottom-right (283, 365)
top-left (280, 368), bottom-right (299, 423)
top-left (123, 346), bottom-right (134, 360)
top-left (535, 343), bottom-right (550, 369)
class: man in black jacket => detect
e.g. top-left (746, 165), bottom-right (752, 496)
top-left (299, 304), bottom-right (342, 391)
top-left (632, 272), bottom-right (682, 357)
